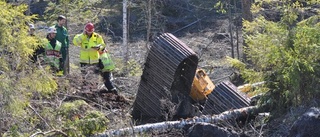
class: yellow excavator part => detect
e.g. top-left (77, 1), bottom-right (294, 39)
top-left (190, 69), bottom-right (215, 102)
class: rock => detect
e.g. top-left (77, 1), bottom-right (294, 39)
top-left (289, 107), bottom-right (320, 137)
top-left (188, 123), bottom-right (240, 137)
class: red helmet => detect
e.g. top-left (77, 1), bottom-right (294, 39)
top-left (85, 23), bottom-right (94, 33)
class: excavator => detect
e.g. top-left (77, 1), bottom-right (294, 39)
top-left (132, 33), bottom-right (251, 123)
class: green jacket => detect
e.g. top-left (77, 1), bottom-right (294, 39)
top-left (53, 24), bottom-right (69, 48)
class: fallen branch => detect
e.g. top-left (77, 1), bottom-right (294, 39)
top-left (57, 93), bottom-right (112, 110)
top-left (94, 106), bottom-right (260, 137)
top-left (29, 129), bottom-right (67, 137)
top-left (171, 16), bottom-right (206, 34)
top-left (28, 104), bottom-right (52, 129)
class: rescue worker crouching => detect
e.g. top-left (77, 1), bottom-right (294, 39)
top-left (45, 27), bottom-right (64, 76)
top-left (73, 22), bottom-right (118, 94)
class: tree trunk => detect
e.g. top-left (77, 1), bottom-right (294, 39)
top-left (146, 0), bottom-right (152, 50)
top-left (64, 2), bottom-right (70, 75)
top-left (228, 0), bottom-right (234, 58)
top-left (234, 0), bottom-right (240, 59)
top-left (241, 0), bottom-right (254, 62)
top-left (241, 0), bottom-right (253, 22)
top-left (123, 0), bottom-right (128, 74)
top-left (94, 106), bottom-right (260, 137)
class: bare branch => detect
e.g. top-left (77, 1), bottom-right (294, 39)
top-left (29, 129), bottom-right (68, 137)
top-left (28, 104), bottom-right (52, 129)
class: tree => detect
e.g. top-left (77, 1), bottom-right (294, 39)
top-left (0, 1), bottom-right (57, 136)
top-left (231, 0), bottom-right (320, 112)
top-left (0, 2), bottom-right (109, 136)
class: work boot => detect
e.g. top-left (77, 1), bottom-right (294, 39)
top-left (110, 88), bottom-right (118, 95)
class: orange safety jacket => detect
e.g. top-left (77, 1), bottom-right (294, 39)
top-left (73, 32), bottom-right (105, 64)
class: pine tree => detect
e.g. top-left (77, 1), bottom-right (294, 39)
top-left (231, 0), bottom-right (320, 112)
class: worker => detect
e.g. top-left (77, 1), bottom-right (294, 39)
top-left (45, 27), bottom-right (63, 76)
top-left (53, 15), bottom-right (69, 74)
top-left (29, 24), bottom-right (35, 36)
top-left (29, 24), bottom-right (45, 63)
top-left (98, 48), bottom-right (117, 94)
top-left (73, 22), bottom-right (118, 94)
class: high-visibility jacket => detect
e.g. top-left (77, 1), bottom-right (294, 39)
top-left (44, 39), bottom-right (62, 69)
top-left (73, 32), bottom-right (105, 64)
top-left (100, 52), bottom-right (115, 72)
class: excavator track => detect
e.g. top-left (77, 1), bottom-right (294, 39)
top-left (132, 33), bottom-right (251, 123)
top-left (203, 81), bottom-right (251, 115)
top-left (132, 33), bottom-right (198, 121)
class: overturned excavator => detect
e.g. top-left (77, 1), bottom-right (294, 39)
top-left (132, 33), bottom-right (250, 123)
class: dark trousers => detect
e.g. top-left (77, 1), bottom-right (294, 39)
top-left (101, 71), bottom-right (115, 90)
top-left (60, 47), bottom-right (68, 73)
top-left (60, 47), bottom-right (68, 62)
top-left (80, 63), bottom-right (115, 91)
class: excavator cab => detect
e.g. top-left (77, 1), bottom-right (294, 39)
top-left (190, 69), bottom-right (215, 103)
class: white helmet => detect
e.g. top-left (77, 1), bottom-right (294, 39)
top-left (47, 27), bottom-right (57, 34)
top-left (29, 24), bottom-right (35, 29)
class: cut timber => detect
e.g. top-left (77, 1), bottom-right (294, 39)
top-left (94, 106), bottom-right (259, 137)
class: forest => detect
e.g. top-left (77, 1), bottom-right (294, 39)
top-left (1, 0), bottom-right (320, 136)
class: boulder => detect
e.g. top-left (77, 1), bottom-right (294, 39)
top-left (188, 123), bottom-right (240, 137)
top-left (289, 107), bottom-right (320, 137)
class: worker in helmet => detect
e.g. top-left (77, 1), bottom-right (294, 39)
top-left (29, 23), bottom-right (45, 63)
top-left (45, 27), bottom-right (63, 76)
top-left (73, 23), bottom-right (118, 94)
top-left (53, 15), bottom-right (69, 74)
top-left (29, 24), bottom-right (36, 36)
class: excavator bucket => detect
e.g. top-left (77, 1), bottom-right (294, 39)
top-left (190, 69), bottom-right (215, 103)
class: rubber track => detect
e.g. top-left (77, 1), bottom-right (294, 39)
top-left (132, 33), bottom-right (198, 120)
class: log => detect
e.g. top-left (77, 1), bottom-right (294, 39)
top-left (94, 106), bottom-right (260, 137)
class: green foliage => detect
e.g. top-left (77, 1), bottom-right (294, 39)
top-left (0, 1), bottom-right (59, 136)
top-left (227, 56), bottom-right (264, 84)
top-left (59, 100), bottom-right (109, 136)
top-left (114, 58), bottom-right (142, 76)
top-left (73, 111), bottom-right (108, 136)
top-left (59, 100), bottom-right (90, 119)
top-left (127, 60), bottom-right (143, 76)
top-left (239, 0), bottom-right (320, 111)
top-left (0, 0), bottom-right (57, 114)
top-left (44, 0), bottom-right (102, 26)
top-left (214, 1), bottom-right (227, 14)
